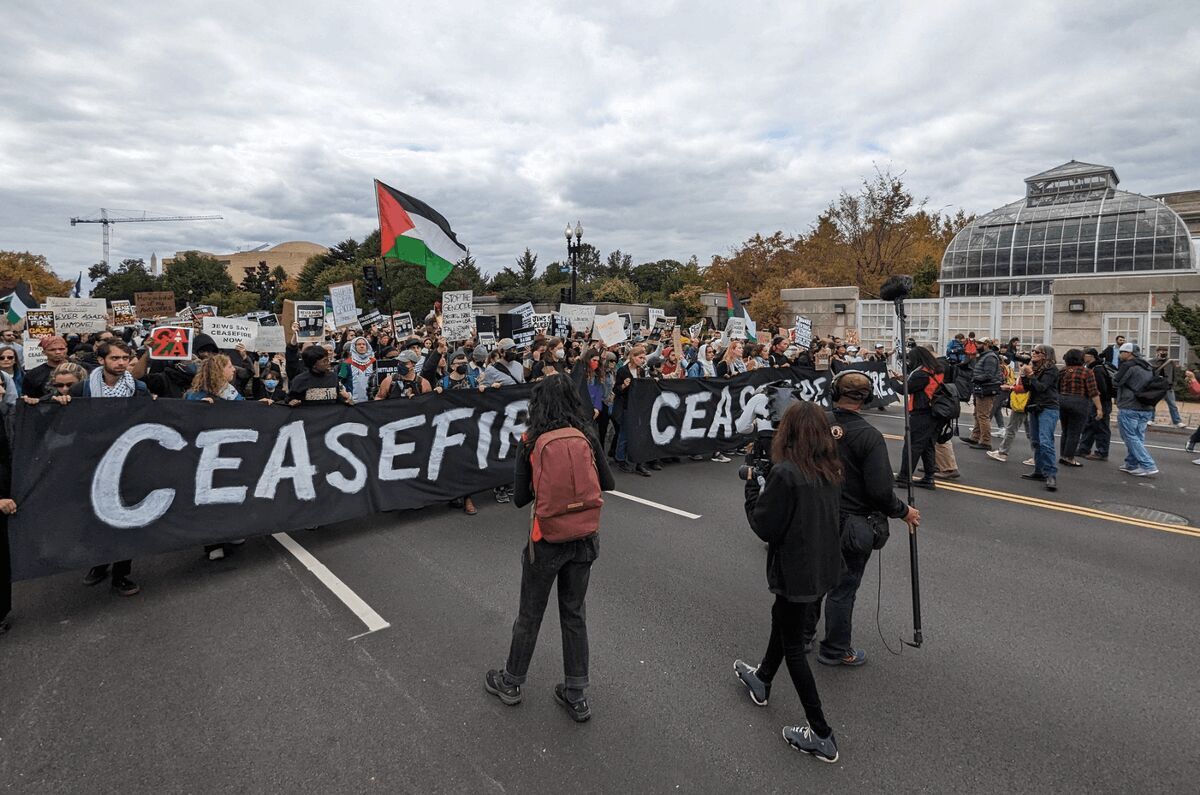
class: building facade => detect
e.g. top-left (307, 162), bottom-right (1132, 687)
top-left (165, 241), bottom-right (328, 280)
top-left (939, 161), bottom-right (1197, 297)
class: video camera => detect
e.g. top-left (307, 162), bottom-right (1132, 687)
top-left (735, 382), bottom-right (804, 482)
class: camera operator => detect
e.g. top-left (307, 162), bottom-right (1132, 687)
top-left (803, 371), bottom-right (920, 667)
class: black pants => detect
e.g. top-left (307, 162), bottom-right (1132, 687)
top-left (1, 516), bottom-right (10, 622)
top-left (1190, 426), bottom-right (1200, 445)
top-left (1079, 406), bottom-right (1112, 458)
top-left (87, 560), bottom-right (132, 581)
top-left (757, 595), bottom-right (831, 737)
top-left (897, 410), bottom-right (937, 482)
top-left (503, 536), bottom-right (597, 694)
top-left (1059, 394), bottom-right (1089, 459)
top-left (594, 408), bottom-right (611, 454)
top-left (803, 549), bottom-right (871, 659)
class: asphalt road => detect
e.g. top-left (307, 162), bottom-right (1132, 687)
top-left (2, 413), bottom-right (1199, 793)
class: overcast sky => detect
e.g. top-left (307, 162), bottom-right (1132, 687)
top-left (2, 1), bottom-right (1197, 282)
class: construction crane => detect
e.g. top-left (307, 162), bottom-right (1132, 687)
top-left (69, 208), bottom-right (223, 267)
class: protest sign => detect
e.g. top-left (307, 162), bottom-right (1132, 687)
top-left (592, 313), bottom-right (627, 347)
top-left (392, 311), bottom-right (415, 338)
top-left (724, 316), bottom-right (747, 341)
top-left (648, 308), bottom-right (665, 329)
top-left (191, 305), bottom-right (217, 331)
top-left (441, 290), bottom-right (475, 340)
top-left (283, 300), bottom-right (326, 340)
top-left (619, 313), bottom-right (633, 340)
top-left (531, 313), bottom-right (551, 335)
top-left (649, 316), bottom-right (675, 341)
top-left (202, 316), bottom-right (258, 349)
top-left (328, 282), bottom-right (359, 329)
top-left (134, 291), bottom-right (176, 318)
top-left (9, 387), bottom-right (535, 580)
top-left (22, 335), bottom-right (46, 370)
top-left (509, 301), bottom-right (535, 329)
top-left (559, 303), bottom-right (596, 334)
top-left (256, 313), bottom-right (279, 327)
top-left (111, 300), bottom-right (137, 327)
top-left (478, 331), bottom-right (496, 351)
top-left (45, 297), bottom-right (108, 334)
top-left (147, 326), bottom-right (193, 360)
top-left (793, 315), bottom-right (813, 348)
top-left (511, 326), bottom-right (536, 350)
top-left (358, 309), bottom-right (385, 329)
top-left (550, 313), bottom-right (572, 339)
top-left (254, 325), bottom-right (287, 353)
top-left (688, 321), bottom-right (704, 341)
top-left (475, 315), bottom-right (497, 336)
top-left (24, 310), bottom-right (55, 339)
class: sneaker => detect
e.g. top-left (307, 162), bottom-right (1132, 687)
top-left (986, 450), bottom-right (1007, 462)
top-left (1130, 468), bottom-right (1159, 477)
top-left (207, 547), bottom-right (226, 561)
top-left (782, 725), bottom-right (839, 763)
top-left (493, 486), bottom-right (511, 504)
top-left (734, 659), bottom-right (770, 706)
top-left (1022, 458), bottom-right (1036, 466)
top-left (647, 460), bottom-right (663, 471)
top-left (634, 464), bottom-right (653, 477)
top-left (1173, 422), bottom-right (1187, 428)
top-left (484, 669), bottom-right (522, 706)
top-left (82, 566), bottom-right (109, 586)
top-left (817, 648), bottom-right (867, 667)
top-left (1118, 464), bottom-right (1137, 473)
top-left (933, 470), bottom-right (960, 479)
top-left (616, 461), bottom-right (634, 473)
top-left (112, 577), bottom-right (140, 597)
top-left (553, 684), bottom-right (591, 722)
top-left (711, 453), bottom-right (731, 463)
top-left (229, 539), bottom-right (246, 546)
top-left (1185, 442), bottom-right (1196, 453)
top-left (688, 454), bottom-right (705, 461)
top-left (1084, 453), bottom-right (1107, 461)
top-left (1191, 458), bottom-right (1200, 466)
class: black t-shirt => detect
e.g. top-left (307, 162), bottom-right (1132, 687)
top-left (288, 370), bottom-right (341, 405)
top-left (23, 363), bottom-right (54, 398)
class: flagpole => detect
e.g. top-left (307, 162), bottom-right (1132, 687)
top-left (1146, 291), bottom-right (1153, 350)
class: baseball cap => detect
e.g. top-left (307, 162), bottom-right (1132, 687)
top-left (847, 345), bottom-right (859, 353)
top-left (874, 343), bottom-right (885, 349)
top-left (497, 337), bottom-right (516, 351)
top-left (1119, 342), bottom-right (1136, 353)
top-left (398, 350), bottom-right (421, 364)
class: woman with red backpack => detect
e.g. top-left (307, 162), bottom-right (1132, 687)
top-left (895, 346), bottom-right (944, 490)
top-left (486, 374), bottom-right (615, 722)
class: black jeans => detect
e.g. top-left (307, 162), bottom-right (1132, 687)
top-left (1079, 405), bottom-right (1112, 457)
top-left (1, 517), bottom-right (10, 621)
top-left (803, 549), bottom-right (871, 659)
top-left (503, 536), bottom-right (598, 695)
top-left (1058, 394), bottom-right (1089, 459)
top-left (757, 594), bottom-right (831, 738)
top-left (594, 408), bottom-right (611, 455)
top-left (1190, 426), bottom-right (1200, 445)
top-left (897, 410), bottom-right (937, 482)
top-left (88, 560), bottom-right (132, 581)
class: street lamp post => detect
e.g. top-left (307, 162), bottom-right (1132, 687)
top-left (565, 221), bottom-right (583, 304)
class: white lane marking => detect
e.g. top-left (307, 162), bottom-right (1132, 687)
top-left (869, 412), bottom-right (1192, 453)
top-left (609, 490), bottom-right (702, 519)
top-left (272, 532), bottom-right (390, 638)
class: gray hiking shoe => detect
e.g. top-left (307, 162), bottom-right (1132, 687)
top-left (734, 659), bottom-right (769, 706)
top-left (782, 725), bottom-right (839, 763)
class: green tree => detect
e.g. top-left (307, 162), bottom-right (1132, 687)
top-left (311, 262), bottom-right (364, 307)
top-left (492, 248), bottom-right (541, 302)
top-left (201, 290), bottom-right (261, 316)
top-left (543, 260), bottom-right (570, 286)
top-left (603, 249), bottom-right (634, 281)
top-left (297, 238), bottom-right (359, 298)
top-left (574, 243), bottom-right (603, 284)
top-left (89, 258), bottom-right (163, 302)
top-left (1164, 294), bottom-right (1200, 362)
top-left (446, 251), bottom-right (490, 293)
top-left (909, 255), bottom-right (940, 299)
top-left (591, 276), bottom-right (638, 303)
top-left (163, 251), bottom-right (236, 308)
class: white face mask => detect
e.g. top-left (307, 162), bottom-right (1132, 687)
top-left (554, 348), bottom-right (565, 361)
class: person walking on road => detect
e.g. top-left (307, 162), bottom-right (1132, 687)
top-left (1078, 348), bottom-right (1113, 462)
top-left (1152, 347), bottom-right (1185, 428)
top-left (1019, 345), bottom-right (1061, 492)
top-left (486, 375), bottom-right (615, 723)
top-left (1056, 349), bottom-right (1102, 468)
top-left (966, 337), bottom-right (1002, 451)
top-left (734, 401), bottom-right (847, 763)
top-left (895, 347), bottom-right (943, 490)
top-left (1113, 343), bottom-right (1159, 476)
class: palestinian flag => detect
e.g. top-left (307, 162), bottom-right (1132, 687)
top-left (726, 283), bottom-right (746, 318)
top-left (0, 291), bottom-right (28, 325)
top-left (375, 180), bottom-right (468, 287)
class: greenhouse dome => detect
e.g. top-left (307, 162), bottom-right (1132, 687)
top-left (939, 161), bottom-right (1197, 297)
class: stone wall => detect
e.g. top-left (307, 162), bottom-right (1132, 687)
top-left (779, 286), bottom-right (861, 338)
top-left (1050, 273), bottom-right (1200, 351)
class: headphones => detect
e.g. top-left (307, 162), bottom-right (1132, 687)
top-left (830, 369), bottom-right (871, 402)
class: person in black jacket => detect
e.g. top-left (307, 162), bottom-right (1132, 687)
top-left (802, 371), bottom-right (920, 666)
top-left (486, 375), bottom-right (615, 723)
top-left (734, 401), bottom-right (845, 763)
top-left (1019, 345), bottom-right (1060, 491)
top-left (1078, 348), bottom-right (1113, 461)
top-left (612, 344), bottom-right (650, 476)
top-left (895, 346), bottom-right (944, 490)
top-left (0, 419), bottom-right (15, 636)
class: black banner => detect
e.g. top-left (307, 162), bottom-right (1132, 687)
top-left (9, 388), bottom-right (533, 580)
top-left (624, 361), bottom-right (897, 462)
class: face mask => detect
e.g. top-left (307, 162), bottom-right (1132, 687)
top-left (396, 363), bottom-right (409, 376)
top-left (422, 346), bottom-right (431, 354)
top-left (504, 350), bottom-right (517, 362)
top-left (589, 359), bottom-right (599, 371)
top-left (259, 356), bottom-right (269, 367)
top-left (454, 364), bottom-right (469, 375)
top-left (554, 349), bottom-right (565, 361)
top-left (264, 379), bottom-right (279, 391)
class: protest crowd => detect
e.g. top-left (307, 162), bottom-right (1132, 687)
top-left (0, 291), bottom-right (1196, 763)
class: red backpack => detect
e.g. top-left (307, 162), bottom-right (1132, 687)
top-left (529, 427), bottom-right (604, 553)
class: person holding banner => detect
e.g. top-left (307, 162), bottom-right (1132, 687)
top-left (289, 345), bottom-right (352, 406)
top-left (375, 351), bottom-right (429, 400)
top-left (23, 336), bottom-right (69, 399)
top-left (716, 341), bottom-right (747, 379)
top-left (612, 345), bottom-right (650, 476)
top-left (336, 337), bottom-right (378, 403)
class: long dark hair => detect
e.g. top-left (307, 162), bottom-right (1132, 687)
top-left (907, 346), bottom-right (942, 373)
top-left (526, 373), bottom-right (594, 445)
top-left (579, 348), bottom-right (602, 383)
top-left (771, 401), bottom-right (843, 485)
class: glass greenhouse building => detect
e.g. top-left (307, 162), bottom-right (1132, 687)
top-left (940, 161), bottom-right (1198, 297)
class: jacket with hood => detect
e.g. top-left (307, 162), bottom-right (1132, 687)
top-left (1114, 356), bottom-right (1154, 411)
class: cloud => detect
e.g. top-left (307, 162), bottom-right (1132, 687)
top-left (1, 0), bottom-right (1197, 282)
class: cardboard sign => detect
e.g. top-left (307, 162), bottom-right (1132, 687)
top-left (202, 316), bottom-right (258, 349)
top-left (148, 326), bottom-right (194, 360)
top-left (392, 311), bottom-right (415, 338)
top-left (110, 300), bottom-right (137, 326)
top-left (478, 332), bottom-right (497, 351)
top-left (284, 301), bottom-right (325, 340)
top-left (550, 313), bottom-right (571, 339)
top-left (359, 309), bottom-right (385, 329)
top-left (254, 325), bottom-right (287, 353)
top-left (255, 312), bottom-right (279, 327)
top-left (441, 290), bottom-right (475, 341)
top-left (559, 303), bottom-right (596, 334)
top-left (190, 305), bottom-right (217, 331)
top-left (688, 321), bottom-right (704, 342)
top-left (328, 282), bottom-right (358, 329)
top-left (814, 349), bottom-right (830, 371)
top-left (45, 297), bottom-right (108, 334)
top-left (592, 313), bottom-right (628, 347)
top-left (509, 301), bottom-right (535, 329)
top-left (24, 310), bottom-right (55, 339)
top-left (511, 326), bottom-right (536, 350)
top-left (134, 291), bottom-right (176, 318)
top-left (532, 313), bottom-right (552, 335)
top-left (619, 313), bottom-right (633, 340)
top-left (724, 316), bottom-right (747, 341)
top-left (793, 315), bottom-right (813, 348)
top-left (648, 308), bottom-right (665, 329)
top-left (22, 335), bottom-right (46, 370)
top-left (649, 316), bottom-right (675, 341)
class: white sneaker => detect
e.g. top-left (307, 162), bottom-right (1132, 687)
top-left (1119, 464), bottom-right (1137, 473)
top-left (987, 450), bottom-right (1007, 462)
top-left (711, 453), bottom-right (732, 463)
top-left (207, 547), bottom-right (226, 561)
top-left (1173, 422), bottom-right (1187, 428)
top-left (1131, 467), bottom-right (1159, 477)
top-left (1022, 458), bottom-right (1036, 466)
top-left (1192, 458), bottom-right (1200, 466)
